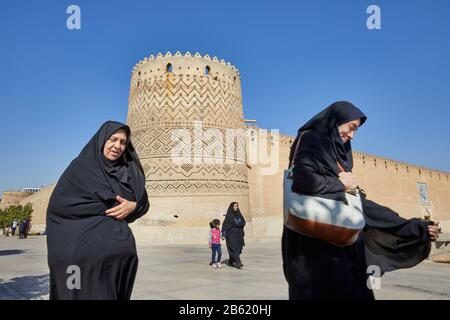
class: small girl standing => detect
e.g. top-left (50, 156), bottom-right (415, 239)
top-left (208, 219), bottom-right (222, 269)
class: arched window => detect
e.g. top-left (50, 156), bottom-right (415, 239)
top-left (205, 65), bottom-right (210, 75)
top-left (166, 63), bottom-right (173, 73)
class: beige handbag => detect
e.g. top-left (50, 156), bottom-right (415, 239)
top-left (283, 131), bottom-right (365, 246)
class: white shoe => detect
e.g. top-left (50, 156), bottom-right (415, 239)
top-left (217, 262), bottom-right (222, 268)
top-left (213, 263), bottom-right (218, 269)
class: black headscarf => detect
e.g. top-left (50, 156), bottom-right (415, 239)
top-left (222, 202), bottom-right (246, 231)
top-left (47, 120), bottom-right (149, 222)
top-left (289, 101), bottom-right (366, 173)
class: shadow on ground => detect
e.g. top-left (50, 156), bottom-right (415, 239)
top-left (0, 274), bottom-right (49, 299)
top-left (0, 250), bottom-right (27, 256)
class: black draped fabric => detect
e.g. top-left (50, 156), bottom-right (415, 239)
top-left (222, 202), bottom-right (246, 265)
top-left (46, 121), bottom-right (149, 300)
top-left (282, 101), bottom-right (433, 300)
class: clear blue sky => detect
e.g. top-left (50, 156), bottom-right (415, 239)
top-left (1, 0), bottom-right (449, 194)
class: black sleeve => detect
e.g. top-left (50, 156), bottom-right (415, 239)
top-left (125, 189), bottom-right (149, 223)
top-left (292, 153), bottom-right (345, 195)
top-left (290, 130), bottom-right (345, 196)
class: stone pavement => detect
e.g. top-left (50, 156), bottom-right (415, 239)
top-left (0, 236), bottom-right (449, 300)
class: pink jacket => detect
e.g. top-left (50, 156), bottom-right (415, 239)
top-left (209, 228), bottom-right (221, 245)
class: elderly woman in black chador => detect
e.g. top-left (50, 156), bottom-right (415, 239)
top-left (282, 101), bottom-right (440, 300)
top-left (222, 202), bottom-right (246, 269)
top-left (46, 121), bottom-right (149, 300)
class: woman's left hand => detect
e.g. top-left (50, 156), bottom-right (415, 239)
top-left (428, 221), bottom-right (440, 242)
top-left (105, 195), bottom-right (137, 220)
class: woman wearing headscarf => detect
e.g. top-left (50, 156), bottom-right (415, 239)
top-left (46, 121), bottom-right (149, 300)
top-left (222, 202), bottom-right (246, 269)
top-left (282, 101), bottom-right (440, 300)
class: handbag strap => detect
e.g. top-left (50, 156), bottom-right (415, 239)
top-left (289, 130), bottom-right (346, 173)
top-left (289, 131), bottom-right (307, 169)
top-left (336, 160), bottom-right (346, 173)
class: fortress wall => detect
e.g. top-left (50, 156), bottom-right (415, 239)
top-left (248, 134), bottom-right (293, 218)
top-left (352, 152), bottom-right (450, 222)
top-left (247, 134), bottom-right (293, 238)
top-left (0, 191), bottom-right (33, 210)
top-left (18, 184), bottom-right (56, 232)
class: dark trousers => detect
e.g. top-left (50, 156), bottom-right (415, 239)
top-left (211, 244), bottom-right (222, 263)
top-left (11, 227), bottom-right (16, 236)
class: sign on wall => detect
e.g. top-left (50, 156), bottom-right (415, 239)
top-left (417, 182), bottom-right (431, 206)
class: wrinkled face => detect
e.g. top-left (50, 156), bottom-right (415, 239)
top-left (103, 129), bottom-right (128, 161)
top-left (233, 203), bottom-right (239, 212)
top-left (337, 119), bottom-right (361, 143)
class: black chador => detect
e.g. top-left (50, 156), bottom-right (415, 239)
top-left (282, 101), bottom-right (433, 300)
top-left (46, 121), bottom-right (149, 300)
top-left (222, 202), bottom-right (246, 267)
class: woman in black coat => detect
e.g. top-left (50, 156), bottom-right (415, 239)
top-left (46, 121), bottom-right (149, 300)
top-left (282, 101), bottom-right (440, 300)
top-left (222, 202), bottom-right (246, 269)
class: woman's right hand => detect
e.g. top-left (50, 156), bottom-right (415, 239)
top-left (338, 172), bottom-right (360, 190)
top-left (428, 221), bottom-right (440, 242)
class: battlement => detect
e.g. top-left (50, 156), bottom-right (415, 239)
top-left (130, 51), bottom-right (240, 86)
top-left (353, 151), bottom-right (450, 182)
top-left (244, 124), bottom-right (295, 146)
top-left (244, 124), bottom-right (450, 183)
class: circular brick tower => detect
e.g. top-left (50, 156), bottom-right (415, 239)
top-left (127, 51), bottom-right (250, 231)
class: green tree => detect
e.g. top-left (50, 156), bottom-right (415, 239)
top-left (0, 203), bottom-right (33, 235)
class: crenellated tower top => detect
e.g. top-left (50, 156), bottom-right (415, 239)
top-left (130, 51), bottom-right (240, 88)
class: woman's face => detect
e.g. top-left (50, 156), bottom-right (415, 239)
top-left (233, 203), bottom-right (239, 212)
top-left (103, 129), bottom-right (128, 161)
top-left (337, 119), bottom-right (361, 143)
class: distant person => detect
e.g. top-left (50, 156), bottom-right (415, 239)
top-left (18, 219), bottom-right (27, 239)
top-left (11, 218), bottom-right (18, 236)
top-left (208, 219), bottom-right (223, 269)
top-left (222, 202), bottom-right (246, 269)
top-left (46, 121), bottom-right (149, 300)
top-left (24, 218), bottom-right (31, 238)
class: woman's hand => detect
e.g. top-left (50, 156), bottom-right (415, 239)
top-left (338, 172), bottom-right (360, 190)
top-left (428, 221), bottom-right (440, 242)
top-left (105, 195), bottom-right (137, 220)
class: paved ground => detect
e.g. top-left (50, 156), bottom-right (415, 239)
top-left (0, 236), bottom-right (449, 300)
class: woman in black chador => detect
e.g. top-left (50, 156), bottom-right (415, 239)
top-left (282, 101), bottom-right (440, 300)
top-left (46, 121), bottom-right (149, 300)
top-left (222, 202), bottom-right (246, 269)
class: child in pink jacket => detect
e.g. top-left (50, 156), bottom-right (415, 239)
top-left (208, 219), bottom-right (223, 268)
